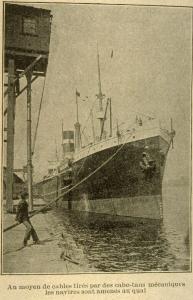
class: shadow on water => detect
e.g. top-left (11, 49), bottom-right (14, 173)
top-left (51, 208), bottom-right (186, 272)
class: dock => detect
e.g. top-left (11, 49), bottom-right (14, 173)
top-left (3, 200), bottom-right (92, 274)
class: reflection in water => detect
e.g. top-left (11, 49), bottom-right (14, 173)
top-left (52, 208), bottom-right (189, 272)
top-left (51, 185), bottom-right (190, 272)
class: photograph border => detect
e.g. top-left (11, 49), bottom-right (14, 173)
top-left (1, 0), bottom-right (192, 276)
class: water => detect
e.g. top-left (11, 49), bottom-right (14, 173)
top-left (51, 184), bottom-right (191, 272)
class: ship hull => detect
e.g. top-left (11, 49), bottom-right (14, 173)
top-left (62, 133), bottom-right (170, 220)
top-left (65, 195), bottom-right (162, 220)
top-left (38, 130), bottom-right (171, 221)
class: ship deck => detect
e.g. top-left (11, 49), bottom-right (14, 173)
top-left (74, 124), bottom-right (171, 163)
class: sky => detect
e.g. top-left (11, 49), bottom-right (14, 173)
top-left (4, 3), bottom-right (192, 182)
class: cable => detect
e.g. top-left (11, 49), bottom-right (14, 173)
top-left (38, 184), bottom-right (70, 198)
top-left (32, 74), bottom-right (47, 156)
top-left (3, 130), bottom-right (132, 233)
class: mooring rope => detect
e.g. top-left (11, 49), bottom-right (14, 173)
top-left (4, 131), bottom-right (132, 233)
top-left (38, 184), bottom-right (71, 198)
top-left (32, 74), bottom-right (47, 156)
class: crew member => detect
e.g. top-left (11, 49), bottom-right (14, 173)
top-left (140, 152), bottom-right (150, 169)
top-left (15, 191), bottom-right (40, 247)
top-left (140, 152), bottom-right (156, 179)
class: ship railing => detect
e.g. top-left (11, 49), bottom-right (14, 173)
top-left (78, 117), bottom-right (171, 156)
top-left (76, 124), bottom-right (161, 159)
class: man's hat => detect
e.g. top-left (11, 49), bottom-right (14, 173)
top-left (20, 191), bottom-right (28, 199)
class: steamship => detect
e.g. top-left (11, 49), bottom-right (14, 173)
top-left (36, 51), bottom-right (175, 221)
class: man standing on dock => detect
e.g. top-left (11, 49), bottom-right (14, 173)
top-left (15, 191), bottom-right (40, 247)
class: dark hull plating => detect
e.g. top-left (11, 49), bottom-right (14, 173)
top-left (38, 136), bottom-right (170, 220)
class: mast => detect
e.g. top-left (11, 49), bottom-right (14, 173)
top-left (74, 89), bottom-right (81, 151)
top-left (116, 119), bottom-right (120, 138)
top-left (97, 45), bottom-right (103, 111)
top-left (100, 98), bottom-right (109, 140)
top-left (61, 119), bottom-right (64, 159)
top-left (55, 138), bottom-right (59, 162)
top-left (90, 109), bottom-right (96, 143)
top-left (96, 45), bottom-right (104, 137)
top-left (109, 98), bottom-right (112, 137)
top-left (76, 89), bottom-right (79, 123)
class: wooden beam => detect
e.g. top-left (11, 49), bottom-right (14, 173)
top-left (4, 55), bottom-right (43, 97)
top-left (6, 59), bottom-right (15, 213)
top-left (13, 169), bottom-right (23, 172)
top-left (16, 70), bottom-right (45, 77)
top-left (16, 75), bottom-right (38, 98)
top-left (6, 49), bottom-right (48, 59)
top-left (26, 71), bottom-right (33, 211)
top-left (14, 55), bottom-right (42, 83)
top-left (4, 75), bottom-right (39, 114)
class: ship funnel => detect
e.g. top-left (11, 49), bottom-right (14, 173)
top-left (62, 130), bottom-right (74, 159)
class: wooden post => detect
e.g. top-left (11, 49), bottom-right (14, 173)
top-left (6, 59), bottom-right (15, 212)
top-left (26, 71), bottom-right (33, 211)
